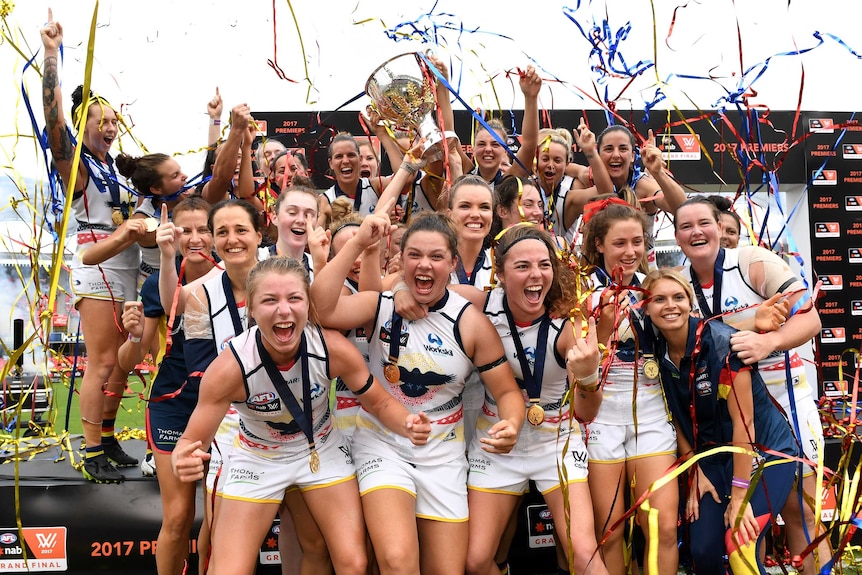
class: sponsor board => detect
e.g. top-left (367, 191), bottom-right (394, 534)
top-left (657, 133), bottom-right (701, 161)
top-left (811, 169), bottom-right (837, 185)
top-left (526, 504), bottom-right (556, 549)
top-left (0, 527), bottom-right (67, 572)
top-left (843, 143), bottom-right (862, 159)
top-left (819, 275), bottom-right (843, 291)
top-left (821, 327), bottom-right (846, 343)
top-left (814, 222), bottom-right (840, 238)
top-left (809, 118), bottom-right (835, 133)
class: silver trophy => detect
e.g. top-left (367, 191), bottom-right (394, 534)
top-left (365, 53), bottom-right (443, 152)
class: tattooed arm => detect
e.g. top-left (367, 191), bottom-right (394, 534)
top-left (41, 9), bottom-right (86, 193)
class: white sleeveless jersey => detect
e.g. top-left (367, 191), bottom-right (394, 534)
top-left (450, 247), bottom-right (494, 290)
top-left (256, 248), bottom-right (314, 283)
top-left (229, 324), bottom-right (338, 461)
top-left (323, 177), bottom-right (378, 216)
top-left (202, 270), bottom-right (249, 353)
top-left (589, 272), bottom-right (670, 425)
top-left (546, 175), bottom-right (577, 243)
top-left (400, 171), bottom-right (439, 218)
top-left (482, 289), bottom-right (578, 452)
top-left (355, 290), bottom-right (474, 465)
top-left (334, 279), bottom-right (370, 436)
top-left (681, 246), bottom-right (812, 405)
top-left (72, 150), bottom-right (139, 270)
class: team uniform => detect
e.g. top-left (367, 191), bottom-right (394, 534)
top-left (70, 146), bottom-right (139, 303)
top-left (585, 271), bottom-right (676, 463)
top-left (184, 270), bottom-right (248, 494)
top-left (221, 325), bottom-right (355, 503)
top-left (544, 175), bottom-right (578, 244)
top-left (257, 246), bottom-right (314, 282)
top-left (323, 178), bottom-right (378, 216)
top-left (142, 263), bottom-right (197, 453)
top-left (655, 317), bottom-right (797, 575)
top-left (469, 289), bottom-right (588, 495)
top-left (449, 247), bottom-right (493, 290)
top-left (681, 246), bottom-right (822, 474)
top-left (399, 170), bottom-right (439, 220)
top-left (334, 278), bottom-right (369, 440)
top-left (133, 198), bottom-right (160, 288)
top-left (469, 166), bottom-right (504, 190)
top-left (352, 290), bottom-right (474, 521)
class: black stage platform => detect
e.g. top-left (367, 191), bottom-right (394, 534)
top-left (0, 438), bottom-right (560, 574)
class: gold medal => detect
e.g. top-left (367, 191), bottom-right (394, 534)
top-left (143, 217), bottom-right (159, 232)
top-left (643, 357), bottom-right (660, 379)
top-left (111, 208), bottom-right (124, 227)
top-left (384, 363), bottom-right (400, 383)
top-left (527, 403), bottom-right (545, 426)
top-left (309, 449), bottom-right (320, 474)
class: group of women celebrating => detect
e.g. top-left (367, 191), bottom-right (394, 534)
top-left (41, 8), bottom-right (826, 574)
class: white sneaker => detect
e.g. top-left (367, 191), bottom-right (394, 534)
top-left (140, 452), bottom-right (157, 477)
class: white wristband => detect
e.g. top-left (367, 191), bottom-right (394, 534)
top-left (128, 334), bottom-right (142, 343)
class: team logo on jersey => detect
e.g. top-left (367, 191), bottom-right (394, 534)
top-left (248, 391), bottom-right (281, 413)
top-left (814, 222), bottom-right (841, 238)
top-left (724, 296), bottom-right (739, 308)
top-left (424, 332), bottom-right (453, 356)
top-left (380, 320), bottom-right (409, 346)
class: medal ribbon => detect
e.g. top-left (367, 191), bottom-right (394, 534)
top-left (387, 308), bottom-right (405, 373)
top-left (454, 249), bottom-right (486, 286)
top-left (81, 144), bottom-right (125, 219)
top-left (502, 295), bottom-right (551, 406)
top-left (221, 271), bottom-right (246, 337)
top-left (334, 179), bottom-right (363, 213)
top-left (690, 248), bottom-right (726, 319)
top-left (256, 328), bottom-right (317, 461)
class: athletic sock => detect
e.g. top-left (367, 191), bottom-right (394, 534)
top-left (101, 418), bottom-right (116, 445)
top-left (85, 445), bottom-right (105, 459)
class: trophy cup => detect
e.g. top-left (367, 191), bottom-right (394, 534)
top-left (365, 53), bottom-right (444, 153)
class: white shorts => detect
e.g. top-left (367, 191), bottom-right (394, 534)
top-left (206, 408), bottom-right (240, 495)
top-left (71, 264), bottom-right (137, 305)
top-left (584, 417), bottom-right (677, 463)
top-left (468, 429), bottom-right (588, 495)
top-left (221, 434), bottom-right (356, 503)
top-left (353, 443), bottom-right (468, 522)
top-left (784, 397), bottom-right (824, 475)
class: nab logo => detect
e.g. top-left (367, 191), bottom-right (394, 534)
top-left (0, 533), bottom-right (16, 544)
top-left (809, 118), bottom-right (834, 133)
top-left (821, 327), bottom-right (846, 343)
top-left (843, 143), bottom-right (862, 159)
top-left (35, 532), bottom-right (57, 549)
top-left (819, 275), bottom-right (843, 291)
top-left (847, 196), bottom-right (862, 211)
top-left (427, 332), bottom-right (443, 346)
top-left (814, 222), bottom-right (840, 238)
top-left (812, 169), bottom-right (838, 185)
top-left (850, 248), bottom-right (862, 263)
top-left (852, 301), bottom-right (862, 315)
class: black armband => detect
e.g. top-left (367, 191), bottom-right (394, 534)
top-left (476, 355), bottom-right (507, 373)
top-left (354, 374), bottom-right (375, 396)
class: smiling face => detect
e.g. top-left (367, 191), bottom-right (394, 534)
top-left (497, 238), bottom-right (553, 322)
top-left (152, 158), bottom-right (187, 196)
top-left (83, 103), bottom-right (119, 160)
top-left (174, 209), bottom-right (213, 263)
top-left (719, 212), bottom-right (740, 248)
top-left (272, 153), bottom-right (307, 189)
top-left (402, 230), bottom-right (457, 305)
top-left (260, 141), bottom-right (286, 178)
top-left (358, 143), bottom-right (379, 179)
top-left (448, 184), bottom-right (493, 243)
top-left (328, 140), bottom-right (361, 188)
top-left (599, 129), bottom-right (636, 187)
top-left (674, 202), bottom-right (721, 264)
top-left (597, 218), bottom-right (645, 283)
top-left (331, 225), bottom-right (363, 283)
top-left (498, 183), bottom-right (545, 229)
top-left (645, 277), bottom-right (692, 336)
top-left (249, 270), bottom-right (309, 361)
top-left (536, 141), bottom-right (568, 193)
top-left (212, 205), bottom-right (261, 266)
top-left (473, 128), bottom-right (507, 175)
top-left (273, 190), bottom-right (317, 255)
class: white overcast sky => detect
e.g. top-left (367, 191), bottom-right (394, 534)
top-left (1, 0), bottom-right (861, 181)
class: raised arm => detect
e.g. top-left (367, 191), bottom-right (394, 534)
top-left (574, 117), bottom-right (613, 197)
top-left (200, 103), bottom-right (251, 204)
top-left (40, 9), bottom-right (85, 192)
top-left (639, 129), bottom-right (686, 215)
top-left (81, 217), bottom-right (151, 265)
top-left (206, 87), bottom-right (223, 148)
top-left (563, 316), bottom-right (604, 422)
top-left (505, 66), bottom-right (541, 179)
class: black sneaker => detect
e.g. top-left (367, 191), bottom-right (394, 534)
top-left (82, 453), bottom-right (125, 483)
top-left (103, 441), bottom-right (139, 467)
